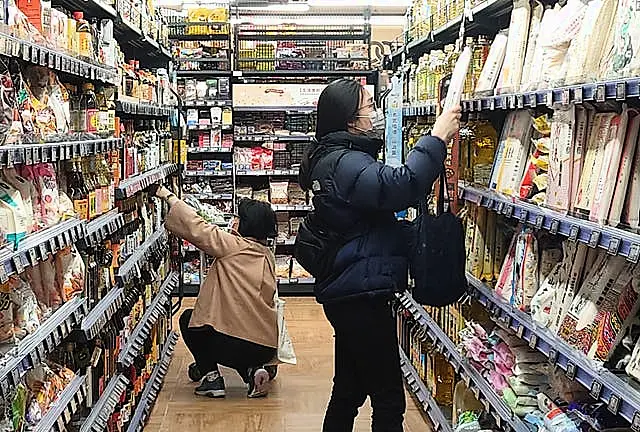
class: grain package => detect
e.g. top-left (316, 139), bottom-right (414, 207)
top-left (622, 122), bottom-right (640, 229)
top-left (600, 0), bottom-right (640, 79)
top-left (570, 106), bottom-right (590, 206)
top-left (548, 243), bottom-right (589, 333)
top-left (609, 109), bottom-right (640, 226)
top-left (545, 107), bottom-right (575, 212)
top-left (519, 1), bottom-right (544, 90)
top-left (563, 0), bottom-right (607, 84)
top-left (465, 204), bottom-right (478, 274)
top-left (573, 113), bottom-right (616, 215)
top-left (491, 111), bottom-right (533, 196)
top-left (475, 31), bottom-right (508, 94)
top-left (495, 231), bottom-right (518, 302)
top-left (495, 0), bottom-right (531, 93)
top-left (0, 283), bottom-right (15, 349)
top-left (493, 221), bottom-right (509, 281)
top-left (590, 109), bottom-right (629, 225)
top-left (582, 0), bottom-right (618, 81)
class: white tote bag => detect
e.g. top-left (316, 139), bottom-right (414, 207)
top-left (270, 290), bottom-right (297, 365)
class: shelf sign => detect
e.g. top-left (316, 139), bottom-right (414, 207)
top-left (385, 75), bottom-right (403, 168)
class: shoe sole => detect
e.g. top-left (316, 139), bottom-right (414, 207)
top-left (195, 389), bottom-right (226, 398)
top-left (248, 369), bottom-right (270, 398)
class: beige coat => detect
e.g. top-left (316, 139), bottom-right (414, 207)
top-left (165, 200), bottom-right (278, 348)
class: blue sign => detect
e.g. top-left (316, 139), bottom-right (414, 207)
top-left (385, 75), bottom-right (403, 167)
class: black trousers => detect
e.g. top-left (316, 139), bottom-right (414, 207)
top-left (322, 297), bottom-right (405, 432)
top-left (179, 308), bottom-right (276, 382)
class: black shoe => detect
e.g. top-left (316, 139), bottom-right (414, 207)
top-left (194, 371), bottom-right (226, 398)
top-left (247, 367), bottom-right (270, 398)
top-left (188, 362), bottom-right (203, 382)
top-left (265, 365), bottom-right (278, 381)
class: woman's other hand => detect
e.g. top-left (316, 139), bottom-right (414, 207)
top-left (154, 185), bottom-right (171, 200)
top-left (431, 106), bottom-right (462, 143)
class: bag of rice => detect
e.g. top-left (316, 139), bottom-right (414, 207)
top-left (496, 0), bottom-right (531, 93)
top-left (609, 109), bottom-right (640, 226)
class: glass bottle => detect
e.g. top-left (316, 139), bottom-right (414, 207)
top-left (82, 83), bottom-right (98, 134)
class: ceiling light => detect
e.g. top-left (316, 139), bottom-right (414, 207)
top-left (238, 4), bottom-right (311, 12)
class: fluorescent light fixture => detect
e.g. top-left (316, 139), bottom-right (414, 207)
top-left (231, 15), bottom-right (404, 25)
top-left (308, 0), bottom-right (411, 6)
top-left (239, 4), bottom-right (311, 12)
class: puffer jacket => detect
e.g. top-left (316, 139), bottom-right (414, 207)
top-left (297, 131), bottom-right (447, 303)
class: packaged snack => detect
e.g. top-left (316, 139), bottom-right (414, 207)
top-left (475, 31), bottom-right (508, 93)
top-left (519, 1), bottom-right (544, 90)
top-left (33, 163), bottom-right (60, 227)
top-left (55, 246), bottom-right (85, 302)
top-left (0, 283), bottom-right (15, 347)
top-left (40, 255), bottom-right (62, 309)
top-left (270, 181), bottom-right (289, 205)
top-left (0, 179), bottom-right (29, 248)
top-left (546, 107), bottom-right (575, 212)
top-left (610, 110), bottom-right (640, 226)
top-left (25, 263), bottom-right (48, 314)
top-left (10, 277), bottom-right (40, 339)
top-left (3, 168), bottom-right (36, 233)
top-left (496, 0), bottom-right (531, 92)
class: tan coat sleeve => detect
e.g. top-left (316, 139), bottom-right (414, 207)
top-left (165, 200), bottom-right (244, 257)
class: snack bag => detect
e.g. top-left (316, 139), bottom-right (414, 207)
top-left (0, 179), bottom-right (29, 248)
top-left (33, 163), bottom-right (60, 227)
top-left (55, 246), bottom-right (85, 302)
top-left (10, 277), bottom-right (40, 339)
top-left (0, 282), bottom-right (15, 348)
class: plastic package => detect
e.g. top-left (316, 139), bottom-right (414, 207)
top-left (496, 0), bottom-right (531, 93)
top-left (475, 31), bottom-right (508, 93)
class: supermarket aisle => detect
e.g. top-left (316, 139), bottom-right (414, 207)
top-left (146, 297), bottom-right (427, 432)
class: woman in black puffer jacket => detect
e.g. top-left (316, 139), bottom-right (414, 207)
top-left (296, 79), bottom-right (460, 432)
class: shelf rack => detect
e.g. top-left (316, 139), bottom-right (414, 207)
top-left (80, 374), bottom-right (129, 432)
top-left (0, 296), bottom-right (87, 398)
top-left (126, 331), bottom-right (178, 432)
top-left (118, 272), bottom-right (178, 367)
top-left (397, 292), bottom-right (530, 432)
top-left (458, 77), bottom-right (640, 113)
top-left (398, 348), bottom-right (453, 432)
top-left (116, 226), bottom-right (168, 284)
top-left (459, 183), bottom-right (640, 263)
top-left (466, 274), bottom-right (640, 424)
top-left (116, 163), bottom-right (179, 199)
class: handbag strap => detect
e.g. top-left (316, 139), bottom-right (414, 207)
top-left (437, 165), bottom-right (450, 215)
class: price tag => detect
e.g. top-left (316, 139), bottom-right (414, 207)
top-left (516, 325), bottom-right (525, 338)
top-left (28, 248), bottom-right (37, 266)
top-left (530, 94), bottom-right (537, 108)
top-left (546, 91), bottom-right (553, 106)
top-left (548, 348), bottom-right (558, 365)
top-left (550, 219), bottom-right (560, 235)
top-left (504, 205), bottom-right (514, 218)
top-left (616, 82), bottom-right (626, 101)
top-left (562, 89), bottom-right (570, 105)
top-left (529, 333), bottom-right (538, 349)
top-left (590, 380), bottom-right (603, 400)
top-left (39, 243), bottom-right (48, 259)
top-left (30, 46), bottom-right (38, 63)
top-left (13, 256), bottom-right (23, 274)
top-left (565, 361), bottom-right (576, 380)
top-left (0, 265), bottom-right (8, 284)
top-left (475, 100), bottom-right (482, 112)
top-left (608, 394), bottom-right (621, 415)
top-left (489, 98), bottom-right (495, 111)
top-left (24, 147), bottom-right (32, 165)
top-left (49, 237), bottom-right (57, 253)
top-left (41, 147), bottom-right (49, 163)
top-left (569, 225), bottom-right (580, 241)
top-left (51, 145), bottom-right (58, 161)
top-left (508, 95), bottom-right (516, 109)
top-left (596, 84), bottom-right (606, 102)
top-left (517, 94), bottom-right (524, 109)
top-left (535, 215), bottom-right (545, 230)
top-left (5, 149), bottom-right (12, 167)
top-left (588, 230), bottom-right (601, 248)
top-left (629, 244), bottom-right (640, 263)
top-left (57, 234), bottom-right (65, 249)
top-left (631, 412), bottom-right (640, 432)
top-left (574, 86), bottom-right (584, 104)
top-left (519, 209), bottom-right (528, 223)
top-left (608, 238), bottom-right (621, 255)
top-left (39, 49), bottom-right (46, 66)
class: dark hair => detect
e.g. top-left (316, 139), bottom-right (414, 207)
top-left (237, 198), bottom-right (277, 240)
top-left (315, 79), bottom-right (362, 139)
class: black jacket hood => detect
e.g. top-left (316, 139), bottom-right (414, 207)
top-left (299, 131), bottom-right (383, 191)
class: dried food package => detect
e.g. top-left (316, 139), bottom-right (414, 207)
top-left (519, 1), bottom-right (544, 91)
top-left (288, 183), bottom-right (306, 205)
top-left (548, 243), bottom-right (589, 333)
top-left (590, 109), bottom-right (629, 225)
top-left (569, 106), bottom-right (590, 208)
top-left (290, 258), bottom-right (311, 279)
top-left (55, 246), bottom-right (85, 302)
top-left (495, 230), bottom-right (517, 302)
top-left (275, 255), bottom-right (290, 279)
top-left (609, 109), bottom-right (640, 226)
top-left (464, 204), bottom-right (478, 275)
top-left (495, 0), bottom-right (531, 93)
top-left (475, 31), bottom-right (508, 94)
top-left (600, 0), bottom-right (640, 79)
top-left (252, 188), bottom-right (269, 203)
top-left (518, 136), bottom-right (549, 203)
top-left (469, 205), bottom-right (487, 279)
top-left (582, 0), bottom-right (618, 81)
top-left (40, 255), bottom-right (62, 309)
top-left (33, 163), bottom-right (60, 228)
top-left (10, 277), bottom-right (40, 340)
top-left (3, 168), bottom-right (36, 234)
top-left (0, 179), bottom-right (29, 248)
top-left (490, 111), bottom-right (533, 196)
top-left (573, 113), bottom-right (616, 216)
top-left (0, 283), bottom-right (15, 349)
top-left (545, 107), bottom-right (576, 212)
top-left (481, 211), bottom-right (497, 282)
top-left (270, 181), bottom-right (289, 205)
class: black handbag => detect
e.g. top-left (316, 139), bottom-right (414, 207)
top-left (409, 170), bottom-right (468, 306)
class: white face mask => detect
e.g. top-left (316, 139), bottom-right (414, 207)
top-left (355, 108), bottom-right (386, 140)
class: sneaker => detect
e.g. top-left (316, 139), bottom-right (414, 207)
top-left (188, 362), bottom-right (203, 382)
top-left (247, 367), bottom-right (270, 398)
top-left (265, 365), bottom-right (278, 381)
top-left (194, 371), bottom-right (226, 398)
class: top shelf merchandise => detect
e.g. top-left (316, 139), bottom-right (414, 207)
top-left (234, 23), bottom-right (372, 73)
top-left (165, 5), bottom-right (231, 74)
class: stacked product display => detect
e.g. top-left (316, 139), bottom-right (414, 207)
top-left (394, 0), bottom-right (640, 431)
top-left (0, 0), bottom-right (179, 430)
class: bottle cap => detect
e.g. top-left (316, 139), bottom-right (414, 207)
top-left (73, 11), bottom-right (84, 20)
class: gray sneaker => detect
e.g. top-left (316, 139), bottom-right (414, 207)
top-left (247, 367), bottom-right (270, 398)
top-left (195, 371), bottom-right (226, 398)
